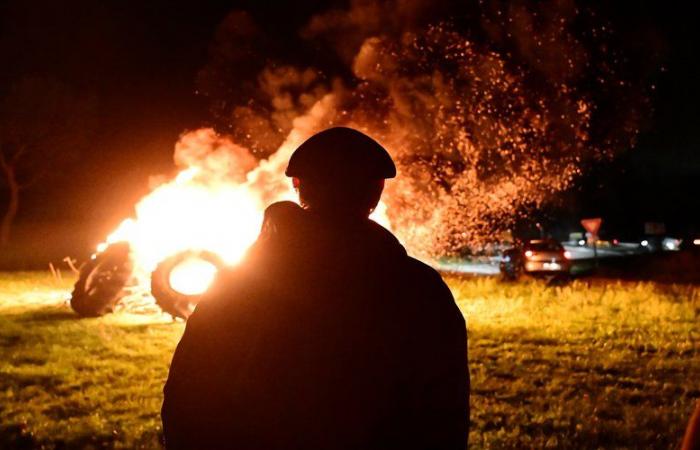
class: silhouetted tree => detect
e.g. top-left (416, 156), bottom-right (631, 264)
top-left (0, 76), bottom-right (94, 245)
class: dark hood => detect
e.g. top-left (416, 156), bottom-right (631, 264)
top-left (252, 201), bottom-right (408, 265)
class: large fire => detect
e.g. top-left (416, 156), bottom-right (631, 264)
top-left (89, 4), bottom-right (647, 304)
top-left (100, 165), bottom-right (270, 271)
top-left (97, 108), bottom-right (391, 296)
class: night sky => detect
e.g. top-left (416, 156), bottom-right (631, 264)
top-left (1, 0), bottom-right (698, 245)
top-left (571, 1), bottom-right (700, 238)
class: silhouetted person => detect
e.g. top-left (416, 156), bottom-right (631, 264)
top-left (162, 127), bottom-right (469, 449)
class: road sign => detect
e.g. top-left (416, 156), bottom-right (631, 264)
top-left (581, 217), bottom-right (602, 268)
top-left (581, 218), bottom-right (602, 236)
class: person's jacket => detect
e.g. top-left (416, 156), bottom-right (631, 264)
top-left (162, 201), bottom-right (469, 449)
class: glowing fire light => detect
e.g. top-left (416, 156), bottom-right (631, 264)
top-left (97, 123), bottom-right (391, 299)
top-left (96, 130), bottom-right (290, 290)
top-left (92, 9), bottom-right (642, 298)
top-left (94, 7), bottom-right (643, 281)
top-left (169, 257), bottom-right (219, 296)
top-left (102, 167), bottom-right (268, 276)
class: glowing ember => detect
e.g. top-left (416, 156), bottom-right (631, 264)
top-left (197, 4), bottom-right (648, 259)
top-left (168, 257), bottom-right (219, 296)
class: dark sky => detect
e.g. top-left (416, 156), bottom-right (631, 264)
top-left (571, 1), bottom-right (700, 236)
top-left (1, 0), bottom-right (698, 239)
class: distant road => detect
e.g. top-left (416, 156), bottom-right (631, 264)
top-left (435, 241), bottom-right (648, 275)
top-left (561, 242), bottom-right (645, 260)
top-left (436, 260), bottom-right (500, 275)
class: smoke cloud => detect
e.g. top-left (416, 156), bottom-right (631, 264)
top-left (183, 0), bottom-right (653, 258)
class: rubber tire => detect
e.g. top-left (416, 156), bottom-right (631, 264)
top-left (70, 242), bottom-right (133, 317)
top-left (150, 250), bottom-right (224, 320)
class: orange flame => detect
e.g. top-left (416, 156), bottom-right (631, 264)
top-left (98, 107), bottom-right (390, 291)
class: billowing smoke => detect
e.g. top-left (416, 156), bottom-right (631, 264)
top-left (174, 128), bottom-right (257, 184)
top-left (168, 93), bottom-right (342, 210)
top-left (183, 0), bottom-right (653, 259)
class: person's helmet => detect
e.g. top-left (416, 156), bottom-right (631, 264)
top-left (285, 127), bottom-right (396, 181)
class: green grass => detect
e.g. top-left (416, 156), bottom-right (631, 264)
top-left (0, 272), bottom-right (183, 449)
top-left (454, 277), bottom-right (700, 448)
top-left (1, 272), bottom-right (699, 449)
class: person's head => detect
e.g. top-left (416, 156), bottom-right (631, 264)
top-left (285, 127), bottom-right (396, 219)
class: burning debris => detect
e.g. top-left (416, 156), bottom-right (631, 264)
top-left (71, 97), bottom-right (388, 318)
top-left (70, 0), bottom-right (653, 318)
top-left (194, 0), bottom-right (650, 257)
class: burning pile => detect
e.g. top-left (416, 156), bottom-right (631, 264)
top-left (70, 1), bottom-right (651, 318)
top-left (194, 2), bottom-right (649, 257)
top-left (73, 101), bottom-right (388, 318)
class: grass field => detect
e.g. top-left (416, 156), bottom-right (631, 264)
top-left (1, 271), bottom-right (699, 449)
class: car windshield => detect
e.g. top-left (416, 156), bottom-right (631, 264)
top-left (526, 241), bottom-right (563, 252)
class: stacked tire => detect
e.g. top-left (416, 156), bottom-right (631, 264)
top-left (70, 242), bottom-right (133, 317)
top-left (70, 245), bottom-right (224, 320)
top-left (150, 250), bottom-right (224, 320)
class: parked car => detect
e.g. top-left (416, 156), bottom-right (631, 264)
top-left (500, 239), bottom-right (572, 280)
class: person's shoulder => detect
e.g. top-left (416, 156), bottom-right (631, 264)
top-left (400, 256), bottom-right (466, 336)
top-left (189, 267), bottom-right (250, 316)
top-left (405, 257), bottom-right (450, 291)
top-left (403, 256), bottom-right (458, 303)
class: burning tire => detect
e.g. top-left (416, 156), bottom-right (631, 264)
top-left (70, 242), bottom-right (134, 317)
top-left (150, 250), bottom-right (224, 320)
